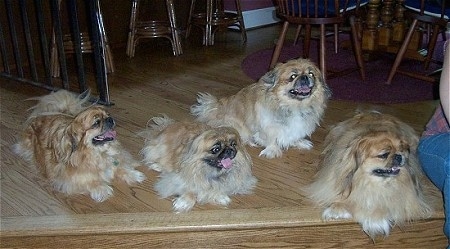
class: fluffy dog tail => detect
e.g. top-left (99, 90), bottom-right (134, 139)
top-left (27, 89), bottom-right (91, 120)
top-left (139, 115), bottom-right (175, 140)
top-left (146, 115), bottom-right (175, 132)
top-left (190, 92), bottom-right (219, 122)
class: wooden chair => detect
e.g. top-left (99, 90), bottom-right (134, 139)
top-left (386, 0), bottom-right (449, 84)
top-left (270, 0), bottom-right (367, 80)
top-left (186, 0), bottom-right (246, 46)
top-left (126, 0), bottom-right (183, 57)
top-left (50, 0), bottom-right (114, 78)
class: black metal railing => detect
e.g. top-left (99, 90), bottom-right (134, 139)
top-left (1, 0), bottom-right (112, 105)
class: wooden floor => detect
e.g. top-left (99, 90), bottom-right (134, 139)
top-left (1, 25), bottom-right (447, 248)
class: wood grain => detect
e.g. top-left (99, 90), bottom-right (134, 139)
top-left (0, 24), bottom-right (447, 248)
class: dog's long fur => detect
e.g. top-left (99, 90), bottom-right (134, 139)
top-left (191, 58), bottom-right (331, 158)
top-left (13, 90), bottom-right (146, 202)
top-left (140, 116), bottom-right (257, 212)
top-left (305, 111), bottom-right (432, 239)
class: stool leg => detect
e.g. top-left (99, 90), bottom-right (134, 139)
top-left (166, 0), bottom-right (183, 56)
top-left (127, 0), bottom-right (139, 58)
top-left (98, 2), bottom-right (114, 73)
top-left (205, 0), bottom-right (213, 45)
top-left (186, 0), bottom-right (196, 39)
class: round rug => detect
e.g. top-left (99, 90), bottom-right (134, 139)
top-left (241, 39), bottom-right (443, 104)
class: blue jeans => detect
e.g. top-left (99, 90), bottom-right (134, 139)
top-left (418, 133), bottom-right (450, 247)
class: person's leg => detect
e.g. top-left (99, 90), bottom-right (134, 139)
top-left (418, 133), bottom-right (450, 245)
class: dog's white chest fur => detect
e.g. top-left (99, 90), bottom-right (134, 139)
top-left (252, 104), bottom-right (317, 158)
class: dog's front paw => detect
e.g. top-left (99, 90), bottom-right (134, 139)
top-left (212, 194), bottom-right (231, 206)
top-left (322, 203), bottom-right (352, 220)
top-left (173, 194), bottom-right (196, 212)
top-left (89, 185), bottom-right (114, 202)
top-left (360, 218), bottom-right (391, 239)
top-left (147, 162), bottom-right (163, 172)
top-left (259, 145), bottom-right (282, 158)
top-left (294, 139), bottom-right (313, 150)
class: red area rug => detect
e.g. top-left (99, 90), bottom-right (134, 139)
top-left (241, 37), bottom-right (444, 104)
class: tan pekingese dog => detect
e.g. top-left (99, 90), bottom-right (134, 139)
top-left (191, 58), bottom-right (331, 158)
top-left (13, 90), bottom-right (146, 202)
top-left (140, 116), bottom-right (257, 212)
top-left (305, 111), bottom-right (432, 239)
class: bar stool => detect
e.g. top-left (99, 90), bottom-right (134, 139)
top-left (126, 0), bottom-right (183, 57)
top-left (50, 0), bottom-right (114, 78)
top-left (186, 0), bottom-right (247, 46)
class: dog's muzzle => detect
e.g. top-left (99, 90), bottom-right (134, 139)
top-left (372, 154), bottom-right (405, 177)
top-left (105, 117), bottom-right (115, 129)
top-left (204, 146), bottom-right (237, 170)
top-left (92, 117), bottom-right (117, 145)
top-left (289, 75), bottom-right (314, 99)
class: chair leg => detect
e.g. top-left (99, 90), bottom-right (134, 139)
top-left (386, 19), bottom-right (419, 85)
top-left (270, 21), bottom-right (290, 69)
top-left (50, 32), bottom-right (60, 78)
top-left (349, 16), bottom-right (365, 81)
top-left (294, 25), bottom-right (302, 45)
top-left (303, 25), bottom-right (312, 59)
top-left (235, 0), bottom-right (247, 43)
top-left (319, 24), bottom-right (326, 80)
top-left (424, 24), bottom-right (440, 69)
top-left (334, 24), bottom-right (339, 54)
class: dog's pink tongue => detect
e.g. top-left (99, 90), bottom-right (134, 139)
top-left (221, 158), bottom-right (233, 169)
top-left (105, 130), bottom-right (117, 139)
top-left (297, 85), bottom-right (311, 94)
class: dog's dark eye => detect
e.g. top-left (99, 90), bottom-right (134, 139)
top-left (210, 143), bottom-right (222, 154)
top-left (289, 74), bottom-right (297, 81)
top-left (230, 140), bottom-right (237, 147)
top-left (92, 119), bottom-right (101, 128)
top-left (377, 152), bottom-right (389, 159)
top-left (308, 71), bottom-right (314, 77)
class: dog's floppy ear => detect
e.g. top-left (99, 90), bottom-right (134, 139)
top-left (51, 130), bottom-right (78, 163)
top-left (178, 130), bottom-right (210, 168)
top-left (260, 68), bottom-right (278, 87)
top-left (322, 137), bottom-right (362, 197)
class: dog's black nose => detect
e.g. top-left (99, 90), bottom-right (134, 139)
top-left (393, 154), bottom-right (403, 166)
top-left (105, 117), bottom-right (115, 128)
top-left (221, 147), bottom-right (236, 159)
top-left (300, 75), bottom-right (309, 86)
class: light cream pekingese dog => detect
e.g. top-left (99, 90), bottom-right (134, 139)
top-left (140, 116), bottom-right (257, 212)
top-left (13, 90), bottom-right (146, 202)
top-left (191, 58), bottom-right (331, 158)
top-left (305, 111), bottom-right (432, 239)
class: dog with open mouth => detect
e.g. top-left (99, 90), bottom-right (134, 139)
top-left (305, 111), bottom-right (432, 239)
top-left (191, 58), bottom-right (331, 158)
top-left (140, 116), bottom-right (257, 212)
top-left (13, 90), bottom-right (146, 202)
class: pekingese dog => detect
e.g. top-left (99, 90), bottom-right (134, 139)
top-left (191, 58), bottom-right (331, 158)
top-left (140, 116), bottom-right (257, 212)
top-left (305, 111), bottom-right (432, 239)
top-left (13, 90), bottom-right (146, 202)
